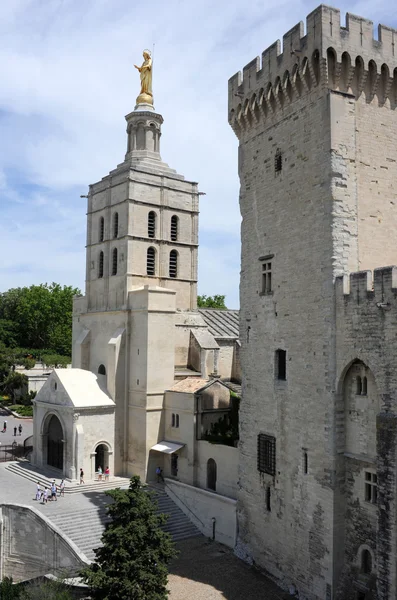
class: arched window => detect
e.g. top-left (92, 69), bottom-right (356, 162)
top-left (172, 413), bottom-right (175, 427)
top-left (99, 217), bottom-right (104, 242)
top-left (171, 215), bottom-right (179, 241)
top-left (112, 248), bottom-right (118, 276)
top-left (362, 376), bottom-right (368, 395)
top-left (207, 458), bottom-right (217, 491)
top-left (113, 212), bottom-right (119, 238)
top-left (148, 211), bottom-right (156, 238)
top-left (98, 364), bottom-right (106, 375)
top-left (169, 250), bottom-right (178, 278)
top-left (98, 251), bottom-right (104, 278)
top-left (147, 247), bottom-right (156, 275)
top-left (356, 376), bottom-right (362, 395)
top-left (176, 414), bottom-right (180, 428)
top-left (361, 549), bottom-right (372, 574)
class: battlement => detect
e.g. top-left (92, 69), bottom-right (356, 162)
top-left (229, 4), bottom-right (397, 137)
top-left (335, 266), bottom-right (397, 304)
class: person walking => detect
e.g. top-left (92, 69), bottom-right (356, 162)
top-left (156, 466), bottom-right (164, 483)
top-left (59, 479), bottom-right (65, 497)
top-left (42, 487), bottom-right (48, 504)
top-left (97, 466), bottom-right (103, 481)
top-left (104, 466), bottom-right (110, 481)
top-left (2, 421), bottom-right (7, 433)
top-left (50, 480), bottom-right (57, 501)
top-left (18, 424), bottom-right (22, 436)
top-left (35, 482), bottom-right (41, 501)
top-left (13, 426), bottom-right (17, 437)
top-left (80, 468), bottom-right (85, 484)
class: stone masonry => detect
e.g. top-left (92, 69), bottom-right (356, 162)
top-left (229, 5), bottom-right (397, 600)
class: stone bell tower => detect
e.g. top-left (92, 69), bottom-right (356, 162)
top-left (73, 57), bottom-right (200, 480)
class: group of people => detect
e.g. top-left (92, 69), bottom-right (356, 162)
top-left (79, 466), bottom-right (110, 484)
top-left (35, 479), bottom-right (65, 504)
top-left (1, 421), bottom-right (23, 435)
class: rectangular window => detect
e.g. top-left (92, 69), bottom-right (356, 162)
top-left (257, 434), bottom-right (276, 476)
top-left (364, 471), bottom-right (377, 504)
top-left (276, 349), bottom-right (287, 380)
top-left (261, 262), bottom-right (272, 294)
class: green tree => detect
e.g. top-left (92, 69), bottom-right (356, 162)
top-left (81, 476), bottom-right (177, 600)
top-left (0, 577), bottom-right (21, 599)
top-left (1, 372), bottom-right (28, 402)
top-left (197, 294), bottom-right (227, 309)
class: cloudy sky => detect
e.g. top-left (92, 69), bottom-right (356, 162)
top-left (0, 0), bottom-right (395, 308)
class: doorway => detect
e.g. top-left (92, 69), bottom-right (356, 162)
top-left (47, 415), bottom-right (64, 471)
top-left (207, 458), bottom-right (217, 491)
top-left (95, 444), bottom-right (108, 472)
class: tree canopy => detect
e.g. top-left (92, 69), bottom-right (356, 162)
top-left (0, 283), bottom-right (80, 356)
top-left (81, 476), bottom-right (177, 600)
top-left (197, 294), bottom-right (227, 309)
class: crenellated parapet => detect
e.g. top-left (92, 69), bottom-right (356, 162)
top-left (335, 266), bottom-right (397, 306)
top-left (229, 4), bottom-right (397, 138)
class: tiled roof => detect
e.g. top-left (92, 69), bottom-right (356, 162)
top-left (168, 378), bottom-right (210, 393)
top-left (198, 309), bottom-right (239, 340)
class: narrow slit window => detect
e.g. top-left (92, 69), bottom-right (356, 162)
top-left (172, 413), bottom-right (175, 427)
top-left (276, 349), bottom-right (286, 381)
top-left (112, 248), bottom-right (118, 276)
top-left (169, 250), bottom-right (178, 278)
top-left (176, 414), bottom-right (180, 428)
top-left (356, 376), bottom-right (362, 395)
top-left (98, 251), bottom-right (104, 278)
top-left (362, 376), bottom-right (368, 395)
top-left (147, 247), bottom-right (156, 275)
top-left (275, 149), bottom-right (282, 173)
top-left (99, 217), bottom-right (104, 242)
top-left (171, 215), bottom-right (178, 241)
top-left (113, 212), bottom-right (119, 238)
top-left (148, 211), bottom-right (156, 238)
top-left (303, 451), bottom-right (308, 474)
top-left (266, 486), bottom-right (271, 511)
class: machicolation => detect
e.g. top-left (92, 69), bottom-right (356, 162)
top-left (228, 4), bottom-right (397, 137)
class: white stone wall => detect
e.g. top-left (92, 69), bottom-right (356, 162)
top-left (196, 441), bottom-right (238, 499)
top-left (163, 390), bottom-right (195, 485)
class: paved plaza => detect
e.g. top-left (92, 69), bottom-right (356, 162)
top-left (0, 406), bottom-right (33, 445)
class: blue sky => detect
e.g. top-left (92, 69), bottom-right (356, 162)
top-left (0, 0), bottom-right (395, 308)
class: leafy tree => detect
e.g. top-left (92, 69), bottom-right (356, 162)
top-left (1, 372), bottom-right (28, 402)
top-left (21, 578), bottom-right (73, 600)
top-left (81, 476), bottom-right (177, 600)
top-left (0, 577), bottom-right (21, 599)
top-left (197, 294), bottom-right (227, 309)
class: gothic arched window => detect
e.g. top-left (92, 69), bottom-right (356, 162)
top-left (207, 458), bottom-right (217, 491)
top-left (169, 250), bottom-right (178, 278)
top-left (98, 251), bottom-right (104, 278)
top-left (112, 248), bottom-right (118, 276)
top-left (99, 217), bottom-right (104, 242)
top-left (147, 247), bottom-right (156, 275)
top-left (113, 212), bottom-right (119, 238)
top-left (148, 211), bottom-right (156, 238)
top-left (171, 215), bottom-right (179, 241)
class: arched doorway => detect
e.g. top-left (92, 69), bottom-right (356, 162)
top-left (95, 443), bottom-right (108, 472)
top-left (207, 458), bottom-right (217, 491)
top-left (47, 415), bottom-right (64, 471)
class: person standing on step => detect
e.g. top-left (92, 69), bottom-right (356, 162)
top-left (97, 465), bottom-right (103, 481)
top-left (13, 426), bottom-right (17, 437)
top-left (104, 466), bottom-right (110, 481)
top-left (18, 424), bottom-right (22, 436)
top-left (50, 480), bottom-right (57, 501)
top-left (35, 482), bottom-right (41, 501)
top-left (42, 487), bottom-right (48, 504)
top-left (59, 479), bottom-right (65, 497)
top-left (80, 467), bottom-right (84, 485)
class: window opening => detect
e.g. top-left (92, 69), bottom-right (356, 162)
top-left (276, 349), bottom-right (286, 380)
top-left (99, 217), bottom-right (104, 242)
top-left (112, 248), bottom-right (118, 276)
top-left (98, 364), bottom-right (106, 375)
top-left (257, 434), bottom-right (276, 475)
top-left (171, 453), bottom-right (178, 477)
top-left (362, 376), bottom-right (368, 395)
top-left (261, 261), bottom-right (272, 294)
top-left (113, 212), bottom-right (119, 238)
top-left (176, 414), bottom-right (180, 428)
top-left (147, 247), bottom-right (156, 276)
top-left (171, 215), bottom-right (178, 241)
top-left (98, 251), bottom-right (104, 278)
top-left (275, 149), bottom-right (282, 173)
top-left (169, 250), bottom-right (178, 278)
top-left (356, 376), bottom-right (362, 395)
top-left (303, 451), bottom-right (308, 474)
top-left (148, 211), bottom-right (156, 238)
top-left (266, 486), bottom-right (271, 511)
top-left (207, 458), bottom-right (217, 491)
top-left (365, 471), bottom-right (377, 504)
top-left (361, 549), bottom-right (372, 574)
top-left (172, 413), bottom-right (175, 427)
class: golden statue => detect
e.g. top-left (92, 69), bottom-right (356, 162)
top-left (134, 50), bottom-right (153, 106)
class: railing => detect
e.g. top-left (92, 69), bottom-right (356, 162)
top-left (24, 435), bottom-right (33, 457)
top-left (0, 442), bottom-right (24, 462)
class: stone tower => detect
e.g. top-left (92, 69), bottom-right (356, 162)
top-left (229, 5), bottom-right (397, 599)
top-left (73, 97), bottom-right (200, 480)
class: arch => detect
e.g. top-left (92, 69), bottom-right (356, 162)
top-left (45, 414), bottom-right (64, 471)
top-left (312, 49), bottom-right (320, 84)
top-left (366, 59), bottom-right (377, 100)
top-left (274, 77), bottom-right (284, 108)
top-left (113, 212), bottom-right (119, 238)
top-left (302, 57), bottom-right (312, 90)
top-left (361, 548), bottom-right (372, 574)
top-left (283, 71), bottom-right (293, 101)
top-left (340, 51), bottom-right (351, 92)
top-left (147, 246), bottom-right (156, 275)
top-left (207, 458), bottom-right (217, 491)
top-left (171, 215), bottom-right (179, 241)
top-left (327, 47), bottom-right (337, 88)
top-left (353, 55), bottom-right (364, 97)
top-left (98, 251), bottom-right (104, 278)
top-left (380, 63), bottom-right (390, 103)
top-left (112, 248), bottom-right (118, 276)
top-left (99, 216), bottom-right (104, 242)
top-left (98, 364), bottom-right (106, 375)
top-left (95, 443), bottom-right (110, 473)
top-left (148, 211), bottom-right (156, 238)
top-left (292, 64), bottom-right (303, 96)
top-left (169, 249), bottom-right (178, 278)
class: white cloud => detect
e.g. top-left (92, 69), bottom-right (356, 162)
top-left (0, 0), bottom-right (396, 308)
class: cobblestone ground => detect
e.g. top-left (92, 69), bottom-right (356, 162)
top-left (168, 537), bottom-right (287, 600)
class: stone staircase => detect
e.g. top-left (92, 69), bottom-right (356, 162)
top-left (47, 485), bottom-right (202, 562)
top-left (5, 461), bottom-right (131, 493)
